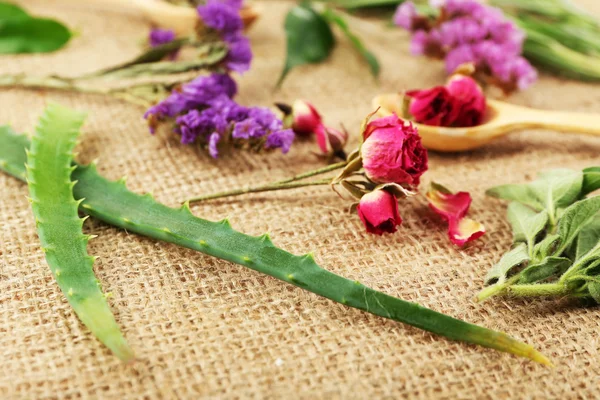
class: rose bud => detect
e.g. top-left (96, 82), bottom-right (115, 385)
top-left (426, 182), bottom-right (486, 246)
top-left (315, 125), bottom-right (349, 155)
top-left (291, 100), bottom-right (322, 136)
top-left (405, 86), bottom-right (458, 127)
top-left (446, 75), bottom-right (487, 127)
top-left (360, 114), bottom-right (428, 187)
top-left (357, 189), bottom-right (402, 235)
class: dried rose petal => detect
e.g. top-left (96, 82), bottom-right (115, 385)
top-left (426, 182), bottom-right (485, 246)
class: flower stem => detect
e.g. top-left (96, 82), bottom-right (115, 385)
top-left (507, 283), bottom-right (567, 297)
top-left (477, 275), bottom-right (520, 302)
top-left (186, 179), bottom-right (331, 204)
top-left (275, 161), bottom-right (347, 184)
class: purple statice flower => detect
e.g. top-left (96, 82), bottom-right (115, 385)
top-left (394, 2), bottom-right (417, 31)
top-left (394, 0), bottom-right (537, 91)
top-left (224, 34), bottom-right (253, 73)
top-left (144, 73), bottom-right (238, 123)
top-left (149, 28), bottom-right (175, 47)
top-left (232, 118), bottom-right (263, 139)
top-left (176, 108), bottom-right (228, 144)
top-left (148, 28), bottom-right (179, 60)
top-left (197, 0), bottom-right (243, 34)
top-left (208, 132), bottom-right (221, 158)
top-left (247, 107), bottom-right (283, 132)
top-left (197, 0), bottom-right (253, 74)
top-left (410, 29), bottom-right (442, 56)
top-left (265, 129), bottom-right (295, 154)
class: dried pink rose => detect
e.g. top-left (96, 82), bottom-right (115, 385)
top-left (405, 86), bottom-right (458, 127)
top-left (357, 189), bottom-right (402, 235)
top-left (446, 75), bottom-right (486, 127)
top-left (361, 114), bottom-right (428, 186)
top-left (426, 182), bottom-right (485, 246)
top-left (291, 100), bottom-right (322, 136)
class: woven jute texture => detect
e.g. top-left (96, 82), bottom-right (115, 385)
top-left (2, 1), bottom-right (600, 398)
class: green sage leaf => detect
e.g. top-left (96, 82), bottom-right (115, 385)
top-left (486, 183), bottom-right (544, 211)
top-left (506, 202), bottom-right (548, 250)
top-left (519, 257), bottom-right (571, 284)
top-left (278, 3), bottom-right (335, 87)
top-left (589, 282), bottom-right (600, 303)
top-left (0, 4), bottom-right (71, 54)
top-left (555, 196), bottom-right (600, 255)
top-left (484, 243), bottom-right (529, 285)
top-left (582, 167), bottom-right (600, 196)
top-left (321, 8), bottom-right (380, 78)
top-left (575, 214), bottom-right (600, 260)
top-left (532, 234), bottom-right (561, 263)
top-left (530, 169), bottom-right (583, 215)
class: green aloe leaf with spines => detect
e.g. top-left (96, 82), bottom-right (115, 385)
top-left (0, 122), bottom-right (550, 365)
top-left (23, 104), bottom-right (134, 362)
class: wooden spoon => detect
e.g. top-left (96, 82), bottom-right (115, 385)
top-left (372, 93), bottom-right (600, 152)
top-left (45, 0), bottom-right (260, 35)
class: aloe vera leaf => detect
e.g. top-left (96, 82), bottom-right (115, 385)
top-left (24, 105), bottom-right (133, 361)
top-left (0, 128), bottom-right (549, 365)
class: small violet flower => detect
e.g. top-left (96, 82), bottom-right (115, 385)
top-left (149, 28), bottom-right (175, 47)
top-left (148, 28), bottom-right (178, 60)
top-left (357, 189), bottom-right (402, 235)
top-left (197, 0), bottom-right (252, 74)
top-left (394, 0), bottom-right (537, 91)
top-left (426, 182), bottom-right (486, 246)
top-left (360, 114), bottom-right (428, 187)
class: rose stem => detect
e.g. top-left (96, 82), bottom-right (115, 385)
top-left (275, 161), bottom-right (348, 184)
top-left (186, 178), bottom-right (332, 204)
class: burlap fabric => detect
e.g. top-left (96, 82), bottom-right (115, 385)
top-left (2, 0), bottom-right (600, 398)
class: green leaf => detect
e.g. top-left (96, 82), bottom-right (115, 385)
top-left (575, 214), bottom-right (600, 260)
top-left (0, 2), bottom-right (29, 20)
top-left (278, 3), bottom-right (335, 87)
top-left (506, 202), bottom-right (548, 251)
top-left (588, 281), bottom-right (600, 303)
top-left (486, 184), bottom-right (544, 211)
top-left (554, 196), bottom-right (600, 255)
top-left (321, 8), bottom-right (380, 77)
top-left (533, 233), bottom-right (560, 262)
top-left (582, 167), bottom-right (600, 196)
top-left (519, 257), bottom-right (571, 284)
top-left (530, 169), bottom-right (583, 214)
top-left (484, 243), bottom-right (529, 285)
top-left (0, 17), bottom-right (71, 54)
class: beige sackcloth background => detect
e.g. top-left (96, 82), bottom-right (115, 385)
top-left (2, 0), bottom-right (600, 398)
